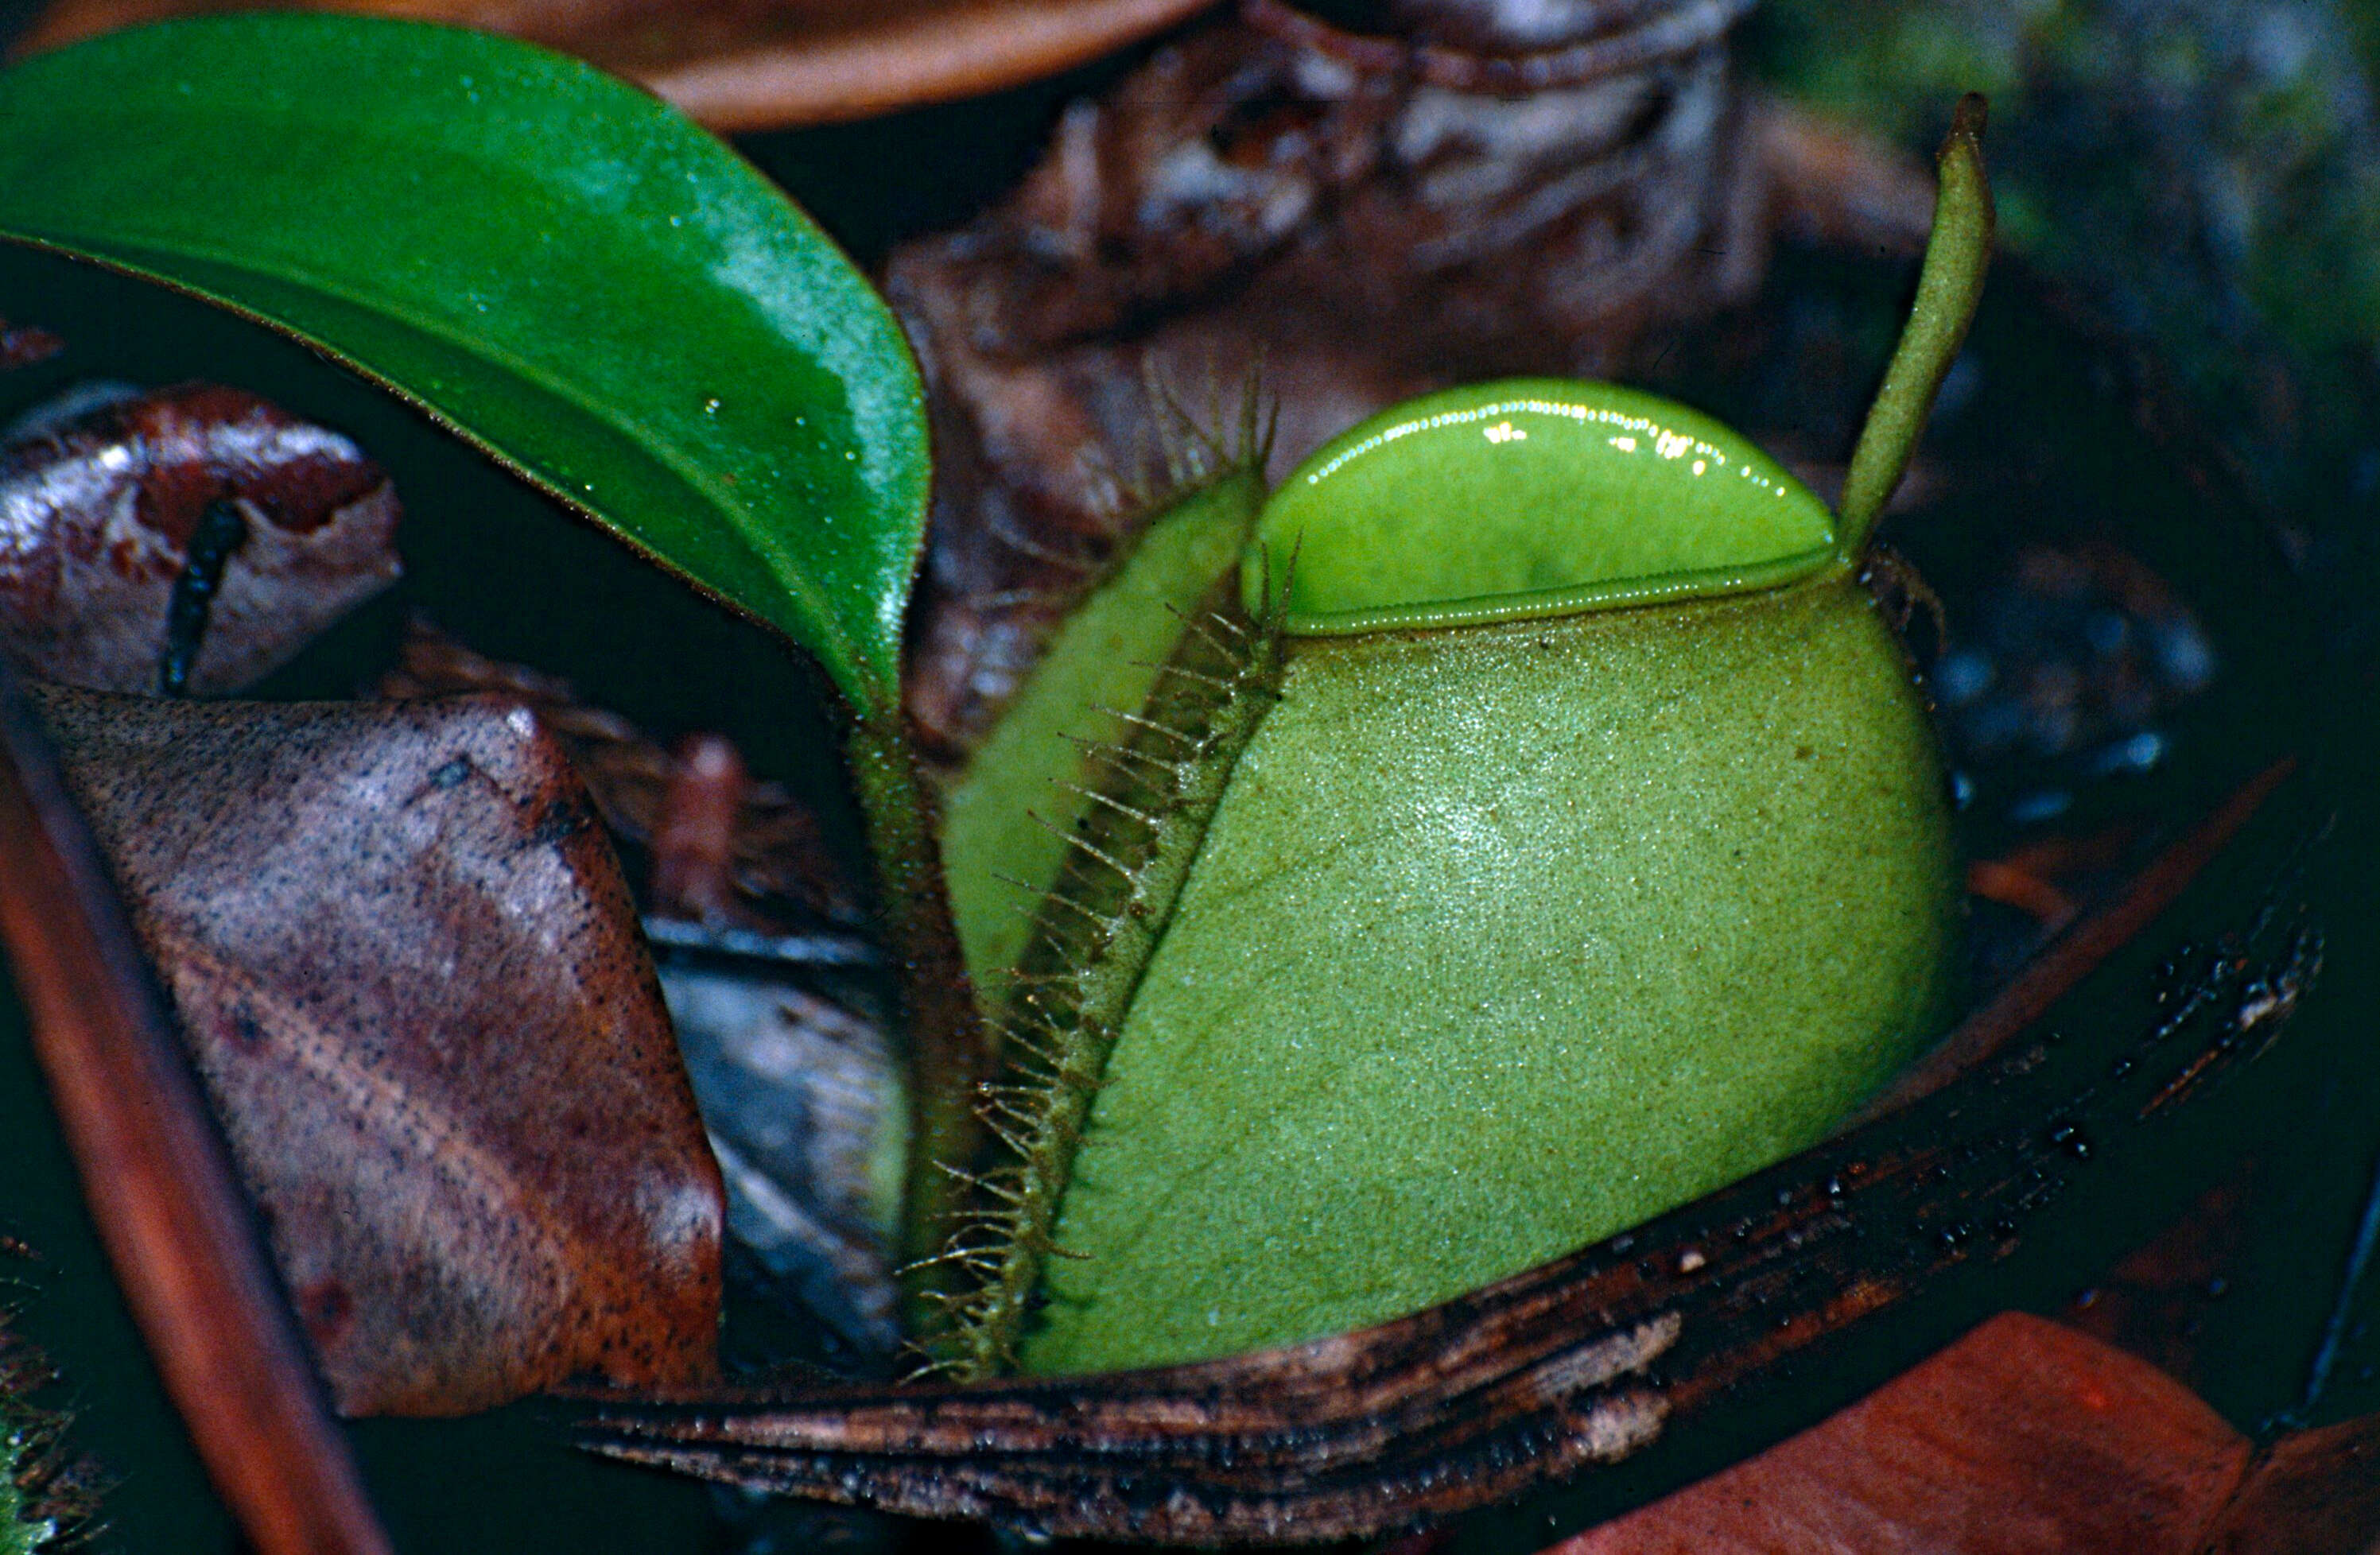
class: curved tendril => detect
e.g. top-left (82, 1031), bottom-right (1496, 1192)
top-left (1838, 93), bottom-right (1996, 556)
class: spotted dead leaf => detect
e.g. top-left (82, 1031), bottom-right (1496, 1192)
top-left (31, 685), bottom-right (723, 1417)
top-left (379, 630), bottom-right (903, 1354)
top-left (381, 621), bottom-right (860, 926)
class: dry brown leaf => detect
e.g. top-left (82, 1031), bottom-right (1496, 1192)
top-left (2204, 1413), bottom-right (2380, 1555)
top-left (381, 620), bottom-right (861, 925)
top-left (0, 661), bottom-right (396, 1552)
top-left (0, 382), bottom-right (401, 698)
top-left (33, 685), bottom-right (724, 1416)
top-left (1559, 1313), bottom-right (2250, 1553)
top-left (1558, 1313), bottom-right (2380, 1555)
top-left (13, 0), bottom-right (1221, 132)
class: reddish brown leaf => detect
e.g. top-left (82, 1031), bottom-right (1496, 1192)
top-left (2203, 1413), bottom-right (2380, 1554)
top-left (1551, 1320), bottom-right (2380, 1555)
top-left (382, 621), bottom-right (860, 925)
top-left (32, 685), bottom-right (724, 1416)
top-left (14, 0), bottom-right (1222, 132)
top-left (2064, 1173), bottom-right (2254, 1390)
top-left (0, 660), bottom-right (394, 1552)
top-left (0, 383), bottom-right (401, 697)
top-left (1556, 1313), bottom-right (2250, 1553)
top-left (1862, 758), bottom-right (2296, 1119)
top-left (650, 733), bottom-right (751, 928)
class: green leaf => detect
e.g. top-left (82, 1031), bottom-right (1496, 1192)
top-left (0, 15), bottom-right (927, 717)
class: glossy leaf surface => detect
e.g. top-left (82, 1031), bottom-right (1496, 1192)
top-left (1248, 380), bottom-right (1838, 635)
top-left (0, 15), bottom-right (928, 717)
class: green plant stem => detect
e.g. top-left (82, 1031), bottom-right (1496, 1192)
top-left (844, 710), bottom-right (992, 1315)
top-left (1838, 93), bottom-right (1996, 553)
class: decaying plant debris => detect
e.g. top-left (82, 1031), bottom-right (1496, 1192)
top-left (1563, 1312), bottom-right (2380, 1553)
top-left (382, 623), bottom-right (861, 929)
top-left (0, 382), bottom-right (401, 699)
top-left (0, 1285), bottom-right (103, 1553)
top-left (0, 1), bottom-right (2365, 1549)
top-left (0, 659), bottom-right (391, 1552)
top-left (885, 0), bottom-right (1952, 767)
top-left (33, 687), bottom-right (725, 1417)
